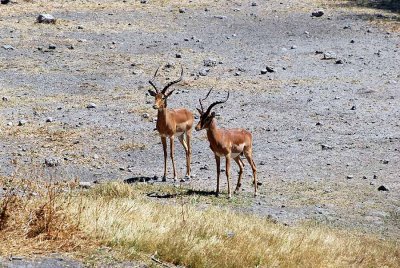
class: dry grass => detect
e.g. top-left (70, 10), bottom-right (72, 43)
top-left (1, 178), bottom-right (398, 267)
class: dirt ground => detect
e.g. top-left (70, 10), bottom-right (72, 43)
top-left (0, 0), bottom-right (399, 265)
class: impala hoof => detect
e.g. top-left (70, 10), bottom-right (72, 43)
top-left (184, 175), bottom-right (191, 181)
top-left (173, 176), bottom-right (178, 182)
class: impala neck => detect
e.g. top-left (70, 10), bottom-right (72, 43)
top-left (206, 118), bottom-right (219, 139)
top-left (157, 107), bottom-right (169, 121)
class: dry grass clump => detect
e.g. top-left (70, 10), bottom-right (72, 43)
top-left (0, 177), bottom-right (92, 256)
top-left (1, 179), bottom-right (399, 267)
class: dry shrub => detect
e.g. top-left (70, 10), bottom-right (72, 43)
top-left (0, 178), bottom-right (93, 256)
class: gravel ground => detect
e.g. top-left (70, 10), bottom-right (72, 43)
top-left (0, 0), bottom-right (399, 265)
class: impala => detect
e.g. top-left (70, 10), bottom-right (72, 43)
top-left (195, 89), bottom-right (257, 198)
top-left (147, 66), bottom-right (194, 182)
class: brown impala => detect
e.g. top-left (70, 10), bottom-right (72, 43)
top-left (147, 66), bottom-right (194, 182)
top-left (195, 89), bottom-right (257, 198)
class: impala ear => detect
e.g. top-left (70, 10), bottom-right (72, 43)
top-left (196, 108), bottom-right (203, 115)
top-left (148, 89), bottom-right (156, 96)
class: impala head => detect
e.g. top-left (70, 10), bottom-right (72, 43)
top-left (148, 66), bottom-right (184, 110)
top-left (195, 88), bottom-right (230, 131)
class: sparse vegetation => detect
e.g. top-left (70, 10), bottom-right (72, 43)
top-left (1, 178), bottom-right (399, 267)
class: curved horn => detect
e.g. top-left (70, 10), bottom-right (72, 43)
top-left (162, 65), bottom-right (183, 94)
top-left (148, 66), bottom-right (160, 92)
top-left (199, 87), bottom-right (213, 112)
top-left (205, 91), bottom-right (230, 115)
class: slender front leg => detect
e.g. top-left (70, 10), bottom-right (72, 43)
top-left (170, 136), bottom-right (177, 181)
top-left (233, 156), bottom-right (244, 194)
top-left (178, 134), bottom-right (190, 180)
top-left (186, 129), bottom-right (192, 178)
top-left (161, 136), bottom-right (167, 181)
top-left (226, 155), bottom-right (231, 198)
top-left (215, 155), bottom-right (221, 197)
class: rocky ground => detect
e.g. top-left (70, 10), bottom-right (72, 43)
top-left (0, 0), bottom-right (399, 266)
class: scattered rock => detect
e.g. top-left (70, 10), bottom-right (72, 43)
top-left (46, 117), bottom-right (54, 123)
top-left (44, 157), bottom-right (61, 167)
top-left (37, 14), bottom-right (56, 24)
top-left (175, 53), bottom-right (182, 58)
top-left (251, 2), bottom-right (258, 6)
top-left (179, 8), bottom-right (186, 13)
top-left (214, 15), bottom-right (227, 19)
top-left (362, 176), bottom-right (367, 179)
top-left (335, 59), bottom-right (344, 64)
top-left (2, 45), bottom-right (15, 50)
top-left (48, 44), bottom-right (56, 50)
top-left (350, 105), bottom-right (356, 110)
top-left (2, 96), bottom-right (9, 101)
top-left (140, 0), bottom-right (148, 4)
top-left (311, 10), bottom-right (324, 17)
top-left (260, 69), bottom-right (268, 75)
top-left (86, 103), bottom-right (97, 109)
top-left (291, 45), bottom-right (297, 49)
top-left (234, 71), bottom-right (241, 76)
top-left (373, 174), bottom-right (378, 180)
top-left (346, 175), bottom-right (353, 180)
top-left (142, 113), bottom-right (150, 119)
top-left (377, 185), bottom-right (389, 191)
top-left (1, 0), bottom-right (11, 4)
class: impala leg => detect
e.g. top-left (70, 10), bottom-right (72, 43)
top-left (244, 148), bottom-right (257, 197)
top-left (215, 155), bottom-right (221, 197)
top-left (186, 129), bottom-right (192, 178)
top-left (178, 134), bottom-right (190, 180)
top-left (226, 155), bottom-right (231, 199)
top-left (161, 136), bottom-right (167, 181)
top-left (233, 156), bottom-right (244, 194)
top-left (170, 136), bottom-right (177, 181)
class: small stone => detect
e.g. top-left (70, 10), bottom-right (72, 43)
top-left (142, 113), bottom-right (150, 119)
top-left (321, 144), bottom-right (333, 150)
top-left (204, 58), bottom-right (217, 67)
top-left (377, 185), bottom-right (388, 191)
top-left (346, 175), bottom-right (353, 179)
top-left (362, 176), bottom-right (367, 179)
top-left (260, 69), bottom-right (268, 75)
top-left (251, 2), bottom-right (258, 6)
top-left (316, 122), bottom-right (323, 126)
top-left (350, 105), bottom-right (356, 110)
top-left (77, 25), bottom-right (84, 29)
top-left (373, 174), bottom-right (378, 180)
top-left (179, 8), bottom-right (186, 13)
top-left (2, 45), bottom-right (15, 50)
top-left (291, 45), bottom-right (297, 49)
top-left (266, 66), bottom-right (275, 73)
top-left (259, 161), bottom-right (266, 165)
top-left (2, 96), bottom-right (8, 101)
top-left (44, 157), bottom-right (61, 167)
top-left (140, 0), bottom-right (148, 3)
top-left (214, 15), bottom-right (227, 19)
top-left (48, 44), bottom-right (56, 49)
top-left (79, 182), bottom-right (92, 189)
top-left (1, 0), bottom-right (10, 4)
top-left (7, 122), bottom-right (12, 126)
top-left (311, 10), bottom-right (324, 17)
top-left (175, 53), bottom-right (182, 58)
top-left (18, 120), bottom-right (27, 126)
top-left (86, 103), bottom-right (96, 109)
top-left (46, 117), bottom-right (53, 122)
top-left (382, 160), bottom-right (389, 164)
top-left (335, 59), bottom-right (344, 64)
top-left (350, 40), bottom-right (355, 43)
top-left (37, 14), bottom-right (56, 24)
top-left (323, 51), bottom-right (337, 60)
top-left (199, 68), bottom-right (209, 76)
top-left (234, 71), bottom-right (241, 76)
